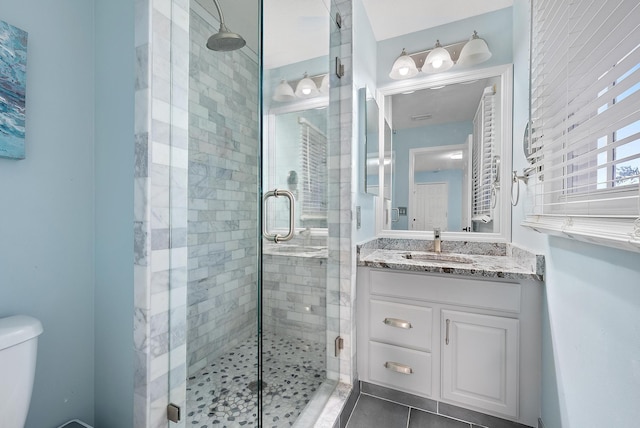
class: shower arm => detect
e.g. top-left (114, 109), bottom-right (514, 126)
top-left (212, 0), bottom-right (228, 29)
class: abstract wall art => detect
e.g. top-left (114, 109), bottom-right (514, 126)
top-left (0, 20), bottom-right (28, 160)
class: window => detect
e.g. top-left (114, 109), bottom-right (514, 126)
top-left (525, 0), bottom-right (640, 251)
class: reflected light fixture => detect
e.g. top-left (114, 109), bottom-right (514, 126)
top-left (320, 73), bottom-right (330, 94)
top-left (295, 73), bottom-right (320, 98)
top-left (422, 40), bottom-right (453, 73)
top-left (389, 48), bottom-right (419, 80)
top-left (457, 31), bottom-right (492, 67)
top-left (272, 79), bottom-right (296, 102)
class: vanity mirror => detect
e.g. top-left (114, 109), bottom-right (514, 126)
top-left (376, 64), bottom-right (513, 241)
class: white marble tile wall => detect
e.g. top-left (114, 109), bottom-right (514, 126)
top-left (134, 0), bottom-right (190, 426)
top-left (186, 6), bottom-right (260, 377)
top-left (262, 252), bottom-right (328, 344)
top-left (326, 0), bottom-right (355, 385)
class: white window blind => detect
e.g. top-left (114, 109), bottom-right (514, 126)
top-left (472, 86), bottom-right (497, 223)
top-left (525, 0), bottom-right (640, 251)
top-left (299, 117), bottom-right (327, 220)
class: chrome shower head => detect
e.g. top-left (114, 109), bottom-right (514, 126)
top-left (206, 0), bottom-right (246, 52)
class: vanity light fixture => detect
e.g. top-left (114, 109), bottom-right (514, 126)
top-left (457, 31), bottom-right (492, 67)
top-left (389, 48), bottom-right (419, 80)
top-left (388, 31), bottom-right (492, 80)
top-left (295, 73), bottom-right (320, 98)
top-left (422, 40), bottom-right (454, 73)
top-left (273, 79), bottom-right (296, 102)
top-left (272, 73), bottom-right (329, 102)
top-left (320, 74), bottom-right (330, 94)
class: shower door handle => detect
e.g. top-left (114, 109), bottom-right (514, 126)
top-left (263, 189), bottom-right (295, 243)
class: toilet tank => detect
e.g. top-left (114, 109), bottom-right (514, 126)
top-left (0, 315), bottom-right (44, 428)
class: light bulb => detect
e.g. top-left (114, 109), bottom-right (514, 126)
top-left (399, 67), bottom-right (409, 76)
top-left (302, 88), bottom-right (311, 95)
top-left (432, 58), bottom-right (443, 69)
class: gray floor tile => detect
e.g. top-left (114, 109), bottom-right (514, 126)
top-left (408, 409), bottom-right (471, 428)
top-left (439, 403), bottom-right (530, 428)
top-left (361, 382), bottom-right (437, 413)
top-left (346, 395), bottom-right (409, 428)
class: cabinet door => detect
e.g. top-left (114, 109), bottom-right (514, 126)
top-left (441, 310), bottom-right (519, 418)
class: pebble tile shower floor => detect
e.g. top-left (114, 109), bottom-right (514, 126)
top-left (186, 334), bottom-right (326, 427)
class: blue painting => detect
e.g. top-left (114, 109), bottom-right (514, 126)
top-left (0, 20), bottom-right (27, 159)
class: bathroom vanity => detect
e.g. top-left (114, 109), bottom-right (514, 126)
top-left (356, 240), bottom-right (543, 427)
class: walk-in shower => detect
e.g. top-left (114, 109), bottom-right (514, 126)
top-left (175, 1), bottom-right (342, 427)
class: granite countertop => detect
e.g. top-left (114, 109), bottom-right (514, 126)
top-left (357, 239), bottom-right (544, 281)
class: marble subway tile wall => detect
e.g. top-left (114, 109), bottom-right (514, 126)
top-left (262, 252), bottom-right (328, 344)
top-left (327, 0), bottom-right (355, 385)
top-left (186, 5), bottom-right (260, 377)
top-left (134, 0), bottom-right (190, 426)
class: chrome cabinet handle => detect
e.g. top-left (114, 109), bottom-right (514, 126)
top-left (445, 319), bottom-right (450, 345)
top-left (383, 317), bottom-right (412, 329)
top-left (262, 189), bottom-right (295, 243)
top-left (384, 361), bottom-right (413, 375)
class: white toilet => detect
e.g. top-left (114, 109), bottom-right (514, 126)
top-left (0, 315), bottom-right (43, 428)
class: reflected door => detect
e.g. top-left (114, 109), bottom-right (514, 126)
top-left (411, 183), bottom-right (448, 231)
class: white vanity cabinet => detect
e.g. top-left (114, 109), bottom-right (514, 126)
top-left (441, 309), bottom-right (519, 418)
top-left (357, 267), bottom-right (541, 427)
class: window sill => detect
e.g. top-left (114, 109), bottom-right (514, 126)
top-left (522, 215), bottom-right (640, 253)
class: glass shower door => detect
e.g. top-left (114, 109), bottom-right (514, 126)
top-left (260, 1), bottom-right (341, 425)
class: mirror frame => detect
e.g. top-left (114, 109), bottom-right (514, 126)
top-left (374, 64), bottom-right (513, 243)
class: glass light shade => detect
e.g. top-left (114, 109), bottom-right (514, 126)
top-left (457, 32), bottom-right (492, 67)
top-left (320, 74), bottom-right (330, 94)
top-left (273, 79), bottom-right (295, 102)
top-left (295, 73), bottom-right (320, 98)
top-left (389, 48), bottom-right (419, 80)
top-left (422, 42), bottom-right (454, 73)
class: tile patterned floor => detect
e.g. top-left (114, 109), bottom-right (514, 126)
top-left (345, 395), bottom-right (477, 428)
top-left (186, 333), bottom-right (326, 428)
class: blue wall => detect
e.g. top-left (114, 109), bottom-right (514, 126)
top-left (0, 0), bottom-right (135, 426)
top-left (94, 0), bottom-right (134, 426)
top-left (0, 1), bottom-right (96, 426)
top-left (510, 3), bottom-right (640, 427)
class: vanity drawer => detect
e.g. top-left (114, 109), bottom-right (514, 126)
top-left (370, 269), bottom-right (521, 313)
top-left (368, 341), bottom-right (432, 397)
top-left (369, 299), bottom-right (432, 351)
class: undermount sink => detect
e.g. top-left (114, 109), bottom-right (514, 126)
top-left (402, 252), bottom-right (473, 264)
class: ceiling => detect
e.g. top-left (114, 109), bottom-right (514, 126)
top-left (196, 0), bottom-right (512, 69)
top-left (391, 78), bottom-right (490, 130)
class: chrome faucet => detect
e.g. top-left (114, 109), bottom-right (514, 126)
top-left (433, 228), bottom-right (442, 253)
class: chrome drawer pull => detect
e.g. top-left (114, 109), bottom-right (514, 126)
top-left (384, 361), bottom-right (413, 375)
top-left (383, 317), bottom-right (412, 329)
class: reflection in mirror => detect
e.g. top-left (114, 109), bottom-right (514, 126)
top-left (266, 102), bottom-right (328, 231)
top-left (379, 66), bottom-right (512, 237)
top-left (361, 87), bottom-right (380, 196)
